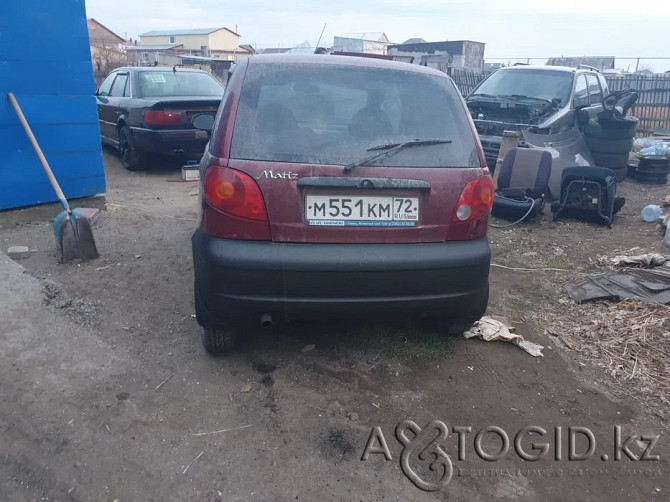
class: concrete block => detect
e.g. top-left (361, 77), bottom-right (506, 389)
top-left (7, 246), bottom-right (30, 259)
top-left (182, 166), bottom-right (200, 181)
top-left (76, 207), bottom-right (100, 226)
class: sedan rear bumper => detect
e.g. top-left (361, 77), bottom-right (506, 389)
top-left (130, 126), bottom-right (208, 158)
top-left (192, 232), bottom-right (491, 325)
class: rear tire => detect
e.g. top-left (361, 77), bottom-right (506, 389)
top-left (201, 326), bottom-right (237, 355)
top-left (584, 136), bottom-right (633, 155)
top-left (611, 165), bottom-right (627, 182)
top-left (118, 126), bottom-right (148, 171)
top-left (591, 151), bottom-right (629, 170)
top-left (425, 284), bottom-right (488, 336)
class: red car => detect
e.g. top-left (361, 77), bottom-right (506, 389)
top-left (191, 54), bottom-right (493, 354)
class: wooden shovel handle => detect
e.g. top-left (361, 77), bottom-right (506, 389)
top-left (7, 92), bottom-right (69, 207)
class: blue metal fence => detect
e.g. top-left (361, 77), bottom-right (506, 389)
top-left (0, 0), bottom-right (106, 210)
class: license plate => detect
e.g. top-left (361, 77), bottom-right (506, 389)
top-left (305, 195), bottom-right (419, 227)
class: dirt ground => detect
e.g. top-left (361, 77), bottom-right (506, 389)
top-left (1, 149), bottom-right (669, 501)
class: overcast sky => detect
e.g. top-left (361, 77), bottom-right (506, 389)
top-left (85, 0), bottom-right (670, 71)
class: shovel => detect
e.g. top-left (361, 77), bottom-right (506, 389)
top-left (8, 93), bottom-right (99, 263)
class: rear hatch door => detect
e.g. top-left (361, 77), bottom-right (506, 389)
top-left (227, 59), bottom-right (486, 243)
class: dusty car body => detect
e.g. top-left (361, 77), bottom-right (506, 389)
top-left (465, 65), bottom-right (610, 191)
top-left (191, 54), bottom-right (494, 354)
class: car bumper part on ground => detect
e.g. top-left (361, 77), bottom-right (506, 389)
top-left (192, 231), bottom-right (491, 324)
top-left (130, 126), bottom-right (208, 158)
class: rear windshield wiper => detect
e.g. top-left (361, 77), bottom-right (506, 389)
top-left (342, 138), bottom-right (452, 173)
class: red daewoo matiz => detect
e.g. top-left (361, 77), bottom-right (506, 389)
top-left (191, 54), bottom-right (493, 354)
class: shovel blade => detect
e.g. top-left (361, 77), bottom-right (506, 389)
top-left (54, 210), bottom-right (99, 263)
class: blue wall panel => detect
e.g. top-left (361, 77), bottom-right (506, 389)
top-left (0, 0), bottom-right (106, 210)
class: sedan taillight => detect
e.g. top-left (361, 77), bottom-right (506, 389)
top-left (144, 109), bottom-right (185, 125)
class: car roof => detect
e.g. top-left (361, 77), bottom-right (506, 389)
top-left (113, 66), bottom-right (210, 74)
top-left (497, 65), bottom-right (577, 73)
top-left (247, 54), bottom-right (449, 78)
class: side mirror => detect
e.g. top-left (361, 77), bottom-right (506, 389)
top-left (192, 113), bottom-right (215, 132)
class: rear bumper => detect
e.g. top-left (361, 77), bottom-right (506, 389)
top-left (130, 126), bottom-right (208, 158)
top-left (192, 232), bottom-right (491, 324)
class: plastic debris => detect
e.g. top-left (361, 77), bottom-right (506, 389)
top-left (641, 205), bottom-right (663, 222)
top-left (464, 316), bottom-right (544, 357)
top-left (607, 254), bottom-right (669, 267)
top-left (633, 136), bottom-right (670, 153)
top-left (639, 143), bottom-right (670, 157)
top-left (565, 268), bottom-right (670, 304)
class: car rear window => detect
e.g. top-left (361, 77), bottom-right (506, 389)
top-left (231, 62), bottom-right (480, 167)
top-left (138, 71), bottom-right (224, 98)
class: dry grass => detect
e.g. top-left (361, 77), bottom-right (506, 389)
top-left (541, 300), bottom-right (670, 419)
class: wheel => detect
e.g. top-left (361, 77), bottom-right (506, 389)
top-left (445, 320), bottom-right (477, 336)
top-left (638, 155), bottom-right (670, 172)
top-left (584, 136), bottom-right (633, 155)
top-left (637, 166), bottom-right (670, 176)
top-left (425, 284), bottom-right (488, 336)
top-left (611, 165), bottom-right (627, 182)
top-left (201, 326), bottom-right (237, 355)
top-left (583, 118), bottom-right (637, 140)
top-left (591, 151), bottom-right (629, 170)
top-left (118, 126), bottom-right (148, 171)
top-left (634, 175), bottom-right (668, 186)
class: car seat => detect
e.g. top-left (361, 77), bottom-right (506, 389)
top-left (348, 89), bottom-right (393, 139)
top-left (491, 147), bottom-right (552, 222)
top-left (256, 103), bottom-right (299, 135)
top-left (550, 166), bottom-right (624, 227)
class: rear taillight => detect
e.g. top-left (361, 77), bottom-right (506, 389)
top-left (201, 164), bottom-right (271, 241)
top-left (453, 176), bottom-right (494, 223)
top-left (144, 109), bottom-right (185, 125)
top-left (204, 166), bottom-right (268, 221)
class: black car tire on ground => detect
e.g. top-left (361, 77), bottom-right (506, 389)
top-left (201, 327), bottom-right (237, 355)
top-left (119, 126), bottom-right (148, 171)
top-left (616, 164), bottom-right (630, 182)
top-left (426, 284), bottom-right (488, 336)
top-left (638, 155), bottom-right (670, 172)
top-left (584, 136), bottom-right (634, 155)
top-left (636, 167), bottom-right (670, 176)
top-left (583, 118), bottom-right (638, 140)
top-left (634, 172), bottom-right (668, 185)
top-left (591, 151), bottom-right (629, 169)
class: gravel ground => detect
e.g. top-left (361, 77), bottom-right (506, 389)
top-left (0, 149), bottom-right (668, 501)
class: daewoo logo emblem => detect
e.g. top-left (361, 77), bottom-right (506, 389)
top-left (257, 170), bottom-right (299, 180)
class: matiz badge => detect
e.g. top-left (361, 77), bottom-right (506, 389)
top-left (257, 170), bottom-right (299, 180)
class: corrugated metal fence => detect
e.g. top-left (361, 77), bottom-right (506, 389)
top-left (451, 70), bottom-right (670, 135)
top-left (450, 69), bottom-right (484, 96)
